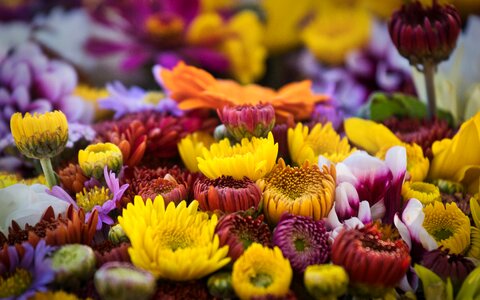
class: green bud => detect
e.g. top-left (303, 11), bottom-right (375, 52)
top-left (304, 264), bottom-right (349, 300)
top-left (51, 244), bottom-right (96, 290)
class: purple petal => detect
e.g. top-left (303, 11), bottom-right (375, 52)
top-left (47, 186), bottom-right (78, 209)
top-left (162, 0), bottom-right (200, 24)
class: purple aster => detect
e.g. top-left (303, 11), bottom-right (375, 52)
top-left (0, 239), bottom-right (55, 300)
top-left (49, 166), bottom-right (128, 230)
top-left (99, 81), bottom-right (183, 119)
top-left (66, 123), bottom-right (97, 148)
top-left (0, 42), bottom-right (93, 139)
top-left (273, 214), bottom-right (330, 273)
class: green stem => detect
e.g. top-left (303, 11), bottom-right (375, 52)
top-left (423, 61), bottom-right (437, 121)
top-left (39, 158), bottom-right (57, 188)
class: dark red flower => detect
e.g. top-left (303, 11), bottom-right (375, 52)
top-left (58, 163), bottom-right (88, 194)
top-left (93, 241), bottom-right (131, 268)
top-left (194, 176), bottom-right (262, 213)
top-left (215, 211), bottom-right (271, 261)
top-left (389, 1), bottom-right (461, 65)
top-left (331, 223), bottom-right (411, 297)
top-left (153, 280), bottom-right (210, 300)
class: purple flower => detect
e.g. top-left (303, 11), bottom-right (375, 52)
top-left (0, 240), bottom-right (55, 300)
top-left (333, 146), bottom-right (407, 224)
top-left (273, 214), bottom-right (330, 273)
top-left (49, 166), bottom-right (128, 230)
top-left (99, 81), bottom-right (182, 119)
top-left (0, 42), bottom-right (93, 138)
top-left (66, 123), bottom-right (96, 148)
top-left (85, 0), bottom-right (229, 74)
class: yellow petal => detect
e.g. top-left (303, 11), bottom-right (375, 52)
top-left (344, 118), bottom-right (401, 154)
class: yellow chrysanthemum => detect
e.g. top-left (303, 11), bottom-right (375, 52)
top-left (118, 196), bottom-right (230, 280)
top-left (74, 84), bottom-right (110, 121)
top-left (288, 122), bottom-right (354, 165)
top-left (197, 132), bottom-right (278, 181)
top-left (402, 181), bottom-right (441, 205)
top-left (76, 186), bottom-right (111, 212)
top-left (468, 226), bottom-right (480, 259)
top-left (423, 202), bottom-right (471, 254)
top-left (30, 291), bottom-right (81, 300)
top-left (258, 159), bottom-right (336, 224)
top-left (78, 142), bottom-right (123, 179)
top-left (178, 131), bottom-right (215, 172)
top-left (344, 118), bottom-right (402, 154)
top-left (301, 6), bottom-right (371, 65)
top-left (232, 243), bottom-right (292, 300)
top-left (377, 143), bottom-right (429, 182)
top-left (10, 111), bottom-right (68, 159)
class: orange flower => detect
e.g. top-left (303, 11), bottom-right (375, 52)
top-left (157, 62), bottom-right (327, 124)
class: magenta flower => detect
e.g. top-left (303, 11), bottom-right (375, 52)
top-left (332, 146), bottom-right (407, 224)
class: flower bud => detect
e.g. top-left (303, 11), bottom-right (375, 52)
top-left (304, 264), bottom-right (349, 300)
top-left (207, 272), bottom-right (235, 299)
top-left (94, 262), bottom-right (156, 300)
top-left (78, 142), bottom-right (123, 179)
top-left (108, 224), bottom-right (129, 245)
top-left (51, 244), bottom-right (96, 289)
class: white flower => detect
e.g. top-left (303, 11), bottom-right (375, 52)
top-left (0, 183), bottom-right (69, 234)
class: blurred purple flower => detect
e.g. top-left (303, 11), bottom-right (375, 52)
top-left (0, 239), bottom-right (55, 300)
top-left (85, 0), bottom-right (229, 74)
top-left (0, 42), bottom-right (93, 139)
top-left (99, 81), bottom-right (183, 119)
top-left (298, 21), bottom-right (415, 128)
top-left (66, 123), bottom-right (96, 148)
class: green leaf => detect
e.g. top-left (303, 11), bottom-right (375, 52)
top-left (414, 264), bottom-right (453, 300)
top-left (456, 266), bottom-right (480, 300)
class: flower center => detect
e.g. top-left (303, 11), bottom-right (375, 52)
top-left (268, 166), bottom-right (324, 200)
top-left (250, 273), bottom-right (273, 288)
top-left (76, 186), bottom-right (112, 212)
top-left (294, 238), bottom-right (307, 252)
top-left (158, 228), bottom-right (194, 252)
top-left (0, 268), bottom-right (33, 298)
top-left (433, 228), bottom-right (453, 241)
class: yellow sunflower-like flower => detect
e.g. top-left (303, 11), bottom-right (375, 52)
top-left (118, 196), bottom-right (230, 281)
top-left (288, 122), bottom-right (354, 165)
top-left (30, 291), bottom-right (81, 300)
top-left (232, 243), bottom-right (292, 300)
top-left (10, 111), bottom-right (68, 159)
top-left (402, 181), bottom-right (441, 205)
top-left (178, 131), bottom-right (215, 172)
top-left (0, 172), bottom-right (21, 188)
top-left (197, 132), bottom-right (278, 181)
top-left (301, 6), bottom-right (371, 65)
top-left (423, 201), bottom-right (471, 254)
top-left (78, 142), bottom-right (123, 179)
top-left (258, 159), bottom-right (336, 224)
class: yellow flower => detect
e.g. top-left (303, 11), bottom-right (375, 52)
top-left (423, 201), bottom-right (470, 254)
top-left (201, 0), bottom-right (234, 12)
top-left (344, 118), bottom-right (401, 155)
top-left (197, 132), bottom-right (278, 181)
top-left (262, 0), bottom-right (315, 54)
top-left (402, 181), bottom-right (441, 205)
top-left (377, 143), bottom-right (430, 182)
top-left (222, 10), bottom-right (266, 84)
top-left (118, 196), bottom-right (230, 280)
top-left (178, 131), bottom-right (215, 172)
top-left (429, 112), bottom-right (480, 194)
top-left (187, 11), bottom-right (266, 84)
top-left (74, 84), bottom-right (110, 121)
top-left (301, 6), bottom-right (371, 65)
top-left (10, 111), bottom-right (68, 159)
top-left (468, 226), bottom-right (480, 259)
top-left (76, 186), bottom-right (111, 212)
top-left (0, 172), bottom-right (21, 189)
top-left (288, 122), bottom-right (354, 165)
top-left (232, 243), bottom-right (292, 300)
top-left (30, 291), bottom-right (81, 300)
top-left (346, 118), bottom-right (430, 181)
top-left (358, 0), bottom-right (403, 19)
top-left (258, 159), bottom-right (336, 224)
top-left (78, 142), bottom-right (123, 179)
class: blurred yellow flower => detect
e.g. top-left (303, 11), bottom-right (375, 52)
top-left (429, 112), bottom-right (480, 194)
top-left (358, 0), bottom-right (403, 19)
top-left (10, 111), bottom-right (68, 159)
top-left (288, 122), bottom-right (354, 165)
top-left (178, 131), bottom-right (215, 172)
top-left (232, 243), bottom-right (292, 300)
top-left (74, 84), bottom-right (110, 121)
top-left (197, 132), bottom-right (278, 181)
top-left (187, 11), bottom-right (266, 83)
top-left (402, 181), bottom-right (441, 205)
top-left (301, 6), bottom-right (371, 65)
top-left (118, 196), bottom-right (230, 280)
top-left (423, 201), bottom-right (470, 254)
top-left (262, 0), bottom-right (315, 53)
top-left (78, 142), bottom-right (123, 179)
top-left (377, 143), bottom-right (430, 182)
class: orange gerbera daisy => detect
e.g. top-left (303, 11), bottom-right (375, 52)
top-left (157, 62), bottom-right (327, 124)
